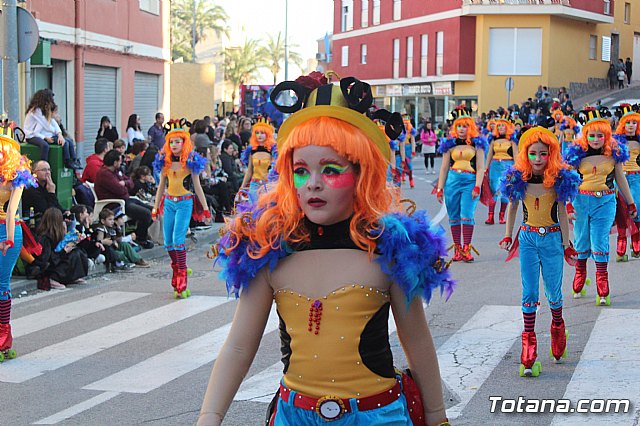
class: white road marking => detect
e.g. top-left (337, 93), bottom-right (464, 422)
top-left (550, 309), bottom-right (640, 425)
top-left (12, 292), bottom-right (149, 338)
top-left (438, 305), bottom-right (522, 420)
top-left (32, 391), bottom-right (120, 425)
top-left (12, 288), bottom-right (71, 305)
top-left (0, 296), bottom-right (229, 383)
top-left (85, 306), bottom-right (280, 394)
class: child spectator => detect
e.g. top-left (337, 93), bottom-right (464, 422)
top-left (94, 208), bottom-right (133, 273)
top-left (71, 204), bottom-right (106, 269)
top-left (113, 139), bottom-right (129, 174)
top-left (33, 208), bottom-right (89, 289)
top-left (130, 166), bottom-right (156, 204)
top-left (114, 209), bottom-right (149, 268)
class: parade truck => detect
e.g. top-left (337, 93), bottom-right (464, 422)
top-left (240, 84), bottom-right (284, 129)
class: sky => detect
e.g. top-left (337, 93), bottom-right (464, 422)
top-left (219, 0), bottom-right (334, 83)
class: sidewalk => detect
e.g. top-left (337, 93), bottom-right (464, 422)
top-left (573, 81), bottom-right (640, 108)
top-left (10, 224), bottom-right (223, 298)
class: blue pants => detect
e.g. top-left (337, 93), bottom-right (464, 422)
top-left (573, 192), bottom-right (616, 262)
top-left (0, 223), bottom-right (23, 300)
top-left (518, 227), bottom-right (564, 313)
top-left (163, 196), bottom-right (193, 251)
top-left (62, 137), bottom-right (77, 163)
top-left (403, 145), bottom-right (413, 172)
top-left (627, 174), bottom-right (640, 224)
top-left (444, 171), bottom-right (479, 226)
top-left (489, 160), bottom-right (513, 204)
top-left (272, 388), bottom-right (412, 425)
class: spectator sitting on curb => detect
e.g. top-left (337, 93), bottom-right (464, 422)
top-left (22, 160), bottom-right (69, 228)
top-left (113, 208), bottom-right (149, 268)
top-left (94, 208), bottom-right (133, 273)
top-left (71, 204), bottom-right (106, 272)
top-left (82, 138), bottom-right (110, 183)
top-left (94, 150), bottom-right (154, 249)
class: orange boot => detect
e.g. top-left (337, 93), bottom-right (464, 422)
top-left (550, 321), bottom-right (567, 362)
top-left (519, 331), bottom-right (541, 377)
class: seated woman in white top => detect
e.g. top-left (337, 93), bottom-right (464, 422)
top-left (126, 114), bottom-right (146, 150)
top-left (24, 89), bottom-right (63, 163)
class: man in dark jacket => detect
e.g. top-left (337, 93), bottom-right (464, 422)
top-left (220, 140), bottom-right (242, 192)
top-left (82, 138), bottom-right (110, 183)
top-left (626, 57), bottom-right (633, 86)
top-left (22, 161), bottom-right (69, 227)
top-left (95, 150), bottom-right (153, 249)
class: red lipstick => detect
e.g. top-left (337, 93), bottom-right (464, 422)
top-left (308, 198), bottom-right (327, 208)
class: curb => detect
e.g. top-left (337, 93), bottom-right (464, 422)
top-left (10, 224), bottom-right (224, 297)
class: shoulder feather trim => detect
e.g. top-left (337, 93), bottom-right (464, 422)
top-left (152, 153), bottom-right (165, 175)
top-left (563, 143), bottom-right (586, 168)
top-left (554, 168), bottom-right (581, 203)
top-left (499, 167), bottom-right (526, 202)
top-left (611, 140), bottom-right (630, 164)
top-left (438, 137), bottom-right (456, 154)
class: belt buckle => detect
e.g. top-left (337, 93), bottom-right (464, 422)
top-left (594, 191), bottom-right (602, 198)
top-left (173, 196), bottom-right (179, 202)
top-left (316, 396), bottom-right (346, 421)
top-left (537, 227), bottom-right (547, 236)
top-left (456, 169), bottom-right (462, 174)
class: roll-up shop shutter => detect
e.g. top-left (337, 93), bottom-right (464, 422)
top-left (83, 65), bottom-right (117, 160)
top-left (134, 72), bottom-right (160, 133)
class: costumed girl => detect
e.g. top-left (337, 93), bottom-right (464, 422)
top-left (436, 106), bottom-right (487, 262)
top-left (564, 108), bottom-right (637, 306)
top-left (152, 119), bottom-right (210, 299)
top-left (613, 103), bottom-right (640, 260)
top-left (400, 114), bottom-right (417, 188)
top-left (551, 109), bottom-right (564, 141)
top-left (559, 113), bottom-right (580, 155)
top-left (0, 126), bottom-right (37, 361)
top-left (198, 72), bottom-right (454, 426)
top-left (390, 130), bottom-right (405, 187)
top-left (239, 117), bottom-right (278, 197)
top-left (499, 126), bottom-right (580, 377)
top-left (484, 113), bottom-right (518, 225)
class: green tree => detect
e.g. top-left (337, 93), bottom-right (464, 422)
top-left (222, 39), bottom-right (267, 108)
top-left (171, 0), bottom-right (228, 62)
top-left (261, 32), bottom-right (305, 84)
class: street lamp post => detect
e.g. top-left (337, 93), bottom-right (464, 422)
top-left (2, 0), bottom-right (19, 120)
top-left (284, 0), bottom-right (288, 80)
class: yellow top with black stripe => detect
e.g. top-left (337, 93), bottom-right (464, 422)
top-left (523, 190), bottom-right (557, 227)
top-left (164, 167), bottom-right (192, 197)
top-left (578, 157), bottom-right (615, 191)
top-left (492, 139), bottom-right (513, 161)
top-left (277, 285), bottom-right (396, 399)
top-left (624, 146), bottom-right (640, 173)
top-left (451, 145), bottom-right (476, 172)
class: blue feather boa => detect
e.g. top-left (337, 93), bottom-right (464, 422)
top-left (152, 153), bottom-right (165, 175)
top-left (240, 145), bottom-right (251, 167)
top-left (613, 134), bottom-right (628, 146)
top-left (437, 138), bottom-right (456, 154)
top-left (554, 168), bottom-right (581, 203)
top-left (563, 143), bottom-right (586, 168)
top-left (499, 167), bottom-right (581, 203)
top-left (153, 151), bottom-right (207, 175)
top-left (611, 140), bottom-right (630, 164)
top-left (564, 139), bottom-right (630, 166)
top-left (217, 209), bottom-right (455, 305)
top-left (10, 168), bottom-right (37, 189)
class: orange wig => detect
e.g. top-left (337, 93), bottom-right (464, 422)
top-left (450, 117), bottom-right (480, 145)
top-left (575, 120), bottom-right (614, 157)
top-left (514, 128), bottom-right (567, 189)
top-left (0, 136), bottom-right (27, 184)
top-left (492, 119), bottom-right (515, 140)
top-left (249, 123), bottom-right (276, 151)
top-left (552, 109), bottom-right (564, 124)
top-left (225, 116), bottom-right (400, 259)
top-left (615, 113), bottom-right (640, 136)
top-left (159, 130), bottom-right (194, 172)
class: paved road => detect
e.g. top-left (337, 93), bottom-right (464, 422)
top-left (2, 157), bottom-right (640, 425)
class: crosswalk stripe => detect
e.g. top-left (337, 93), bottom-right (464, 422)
top-left (550, 309), bottom-right (640, 425)
top-left (0, 296), bottom-right (229, 384)
top-left (235, 308), bottom-right (400, 402)
top-left (32, 391), bottom-right (120, 425)
top-left (12, 291), bottom-right (149, 338)
top-left (84, 306), bottom-right (280, 394)
top-left (437, 305), bottom-right (522, 420)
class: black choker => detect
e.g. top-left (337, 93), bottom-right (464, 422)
top-left (528, 174), bottom-right (544, 184)
top-left (171, 155), bottom-right (180, 162)
top-left (293, 217), bottom-right (360, 251)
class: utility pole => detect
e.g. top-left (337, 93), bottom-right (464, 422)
top-left (284, 0), bottom-right (289, 80)
top-left (192, 0), bottom-right (197, 62)
top-left (2, 0), bottom-right (19, 120)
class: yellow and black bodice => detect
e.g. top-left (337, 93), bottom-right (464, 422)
top-left (522, 176), bottom-right (558, 227)
top-left (275, 219), bottom-right (396, 399)
top-left (251, 146), bottom-right (272, 181)
top-left (492, 138), bottom-right (513, 161)
top-left (450, 139), bottom-right (477, 172)
top-left (623, 136), bottom-right (640, 173)
top-left (577, 147), bottom-right (615, 191)
top-left (0, 187), bottom-right (11, 221)
top-left (164, 160), bottom-right (192, 197)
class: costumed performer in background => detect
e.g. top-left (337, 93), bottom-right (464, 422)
top-left (484, 113), bottom-right (518, 225)
top-left (499, 126), bottom-right (580, 377)
top-left (152, 119), bottom-right (210, 299)
top-left (198, 72), bottom-right (454, 426)
top-left (240, 116), bottom-right (278, 197)
top-left (564, 107), bottom-right (637, 306)
top-left (613, 103), bottom-right (640, 261)
top-left (436, 106), bottom-right (487, 262)
top-left (400, 114), bottom-right (417, 188)
top-left (0, 126), bottom-right (38, 361)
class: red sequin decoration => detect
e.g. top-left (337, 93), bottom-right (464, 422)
top-left (592, 165), bottom-right (597, 176)
top-left (317, 226), bottom-right (324, 236)
top-left (308, 300), bottom-right (323, 335)
top-left (534, 197), bottom-right (539, 211)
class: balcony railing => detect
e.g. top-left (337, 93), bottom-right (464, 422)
top-left (462, 0), bottom-right (571, 5)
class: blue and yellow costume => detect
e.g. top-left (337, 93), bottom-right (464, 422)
top-left (240, 117), bottom-right (278, 196)
top-left (153, 121), bottom-right (207, 298)
top-left (400, 117), bottom-right (417, 188)
top-left (0, 127), bottom-right (37, 360)
top-left (437, 107), bottom-right (487, 262)
top-left (485, 114), bottom-right (517, 225)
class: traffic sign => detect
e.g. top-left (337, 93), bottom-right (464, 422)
top-left (17, 7), bottom-right (39, 63)
top-left (505, 77), bottom-right (515, 92)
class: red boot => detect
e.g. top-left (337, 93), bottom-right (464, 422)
top-left (499, 211), bottom-right (506, 225)
top-left (174, 269), bottom-right (191, 299)
top-left (572, 262), bottom-right (587, 297)
top-left (0, 324), bottom-right (12, 351)
top-left (485, 211), bottom-right (495, 225)
top-left (171, 264), bottom-right (178, 290)
top-left (451, 244), bottom-right (463, 262)
top-left (616, 236), bottom-right (628, 261)
top-left (632, 232), bottom-right (640, 258)
top-left (409, 178), bottom-right (415, 188)
top-left (519, 331), bottom-right (540, 376)
top-left (550, 321), bottom-right (567, 362)
top-left (595, 270), bottom-right (610, 305)
top-left (461, 244), bottom-right (476, 262)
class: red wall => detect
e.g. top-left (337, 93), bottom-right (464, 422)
top-left (570, 0), bottom-right (611, 15)
top-left (333, 16), bottom-right (475, 80)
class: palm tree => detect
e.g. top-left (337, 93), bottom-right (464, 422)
top-left (261, 32), bottom-right (305, 84)
top-left (222, 39), bottom-right (267, 108)
top-left (171, 0), bottom-right (228, 62)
